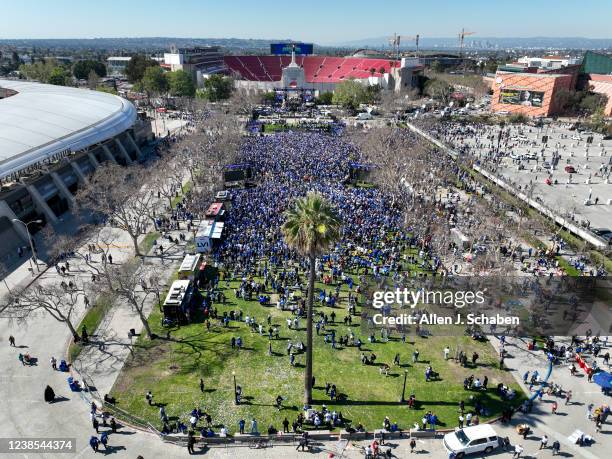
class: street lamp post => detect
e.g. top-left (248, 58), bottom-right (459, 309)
top-left (400, 369), bottom-right (408, 402)
top-left (12, 219), bottom-right (43, 272)
top-left (232, 371), bottom-right (238, 405)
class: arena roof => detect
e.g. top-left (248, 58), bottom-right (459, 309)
top-left (0, 79), bottom-right (137, 179)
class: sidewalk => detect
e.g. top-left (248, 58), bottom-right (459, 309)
top-left (73, 228), bottom-right (192, 397)
top-left (489, 335), bottom-right (610, 459)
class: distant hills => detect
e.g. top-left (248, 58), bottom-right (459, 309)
top-left (0, 37), bottom-right (289, 52)
top-left (332, 36), bottom-right (612, 50)
top-left (0, 36), bottom-right (611, 53)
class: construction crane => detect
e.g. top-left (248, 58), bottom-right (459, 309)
top-left (458, 28), bottom-right (476, 57)
top-left (388, 34), bottom-right (421, 60)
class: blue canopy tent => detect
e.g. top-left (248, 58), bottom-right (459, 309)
top-left (593, 371), bottom-right (612, 394)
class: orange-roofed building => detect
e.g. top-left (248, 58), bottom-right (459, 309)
top-left (491, 72), bottom-right (575, 117)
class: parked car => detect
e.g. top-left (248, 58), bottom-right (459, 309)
top-left (564, 165), bottom-right (576, 173)
top-left (443, 425), bottom-right (500, 458)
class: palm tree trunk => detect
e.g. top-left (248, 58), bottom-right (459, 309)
top-left (305, 252), bottom-right (316, 405)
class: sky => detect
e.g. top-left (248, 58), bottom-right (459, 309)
top-left (1, 0), bottom-right (610, 43)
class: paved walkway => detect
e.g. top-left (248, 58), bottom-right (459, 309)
top-left (73, 232), bottom-right (189, 397)
top-left (489, 335), bottom-right (611, 459)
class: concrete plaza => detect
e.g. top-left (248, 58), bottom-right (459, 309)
top-left (464, 123), bottom-right (612, 231)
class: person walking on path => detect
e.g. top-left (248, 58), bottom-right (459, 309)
top-left (92, 417), bottom-right (99, 433)
top-left (187, 431), bottom-right (195, 454)
top-left (540, 434), bottom-right (548, 450)
top-left (552, 401), bottom-right (558, 414)
top-left (552, 440), bottom-right (561, 456)
top-left (50, 356), bottom-right (57, 370)
top-left (410, 438), bottom-right (416, 453)
top-left (89, 436), bottom-right (99, 453)
top-left (565, 390), bottom-right (572, 405)
top-left (100, 431), bottom-right (108, 451)
top-left (513, 444), bottom-right (524, 458)
top-left (238, 419), bottom-right (245, 434)
top-left (8, 335), bottom-right (15, 346)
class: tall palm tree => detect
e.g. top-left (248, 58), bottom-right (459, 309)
top-left (282, 192), bottom-right (341, 404)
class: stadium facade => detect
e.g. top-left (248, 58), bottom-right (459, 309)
top-left (0, 79), bottom-right (149, 263)
top-left (224, 54), bottom-right (423, 93)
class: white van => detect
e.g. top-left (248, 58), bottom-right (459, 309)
top-left (443, 425), bottom-right (499, 458)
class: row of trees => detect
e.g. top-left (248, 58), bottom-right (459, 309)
top-left (331, 79), bottom-right (380, 109)
top-left (137, 66), bottom-right (196, 98)
top-left (347, 123), bottom-right (525, 274)
top-left (429, 58), bottom-right (500, 75)
top-left (1, 104), bottom-right (246, 344)
top-left (18, 58), bottom-right (107, 86)
top-left (126, 54), bottom-right (234, 101)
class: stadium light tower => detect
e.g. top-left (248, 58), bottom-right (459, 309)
top-left (388, 34), bottom-right (421, 60)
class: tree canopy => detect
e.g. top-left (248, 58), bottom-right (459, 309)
top-left (316, 91), bottom-right (334, 105)
top-left (200, 74), bottom-right (233, 101)
top-left (424, 78), bottom-right (453, 105)
top-left (168, 69), bottom-right (195, 97)
top-left (18, 59), bottom-right (61, 83)
top-left (430, 60), bottom-right (444, 73)
top-left (141, 65), bottom-right (168, 95)
top-left (332, 79), bottom-right (373, 109)
top-left (73, 59), bottom-right (107, 80)
top-left (48, 66), bottom-right (68, 86)
top-left (125, 54), bottom-right (159, 83)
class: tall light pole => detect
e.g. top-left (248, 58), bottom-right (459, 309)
top-left (12, 219), bottom-right (43, 272)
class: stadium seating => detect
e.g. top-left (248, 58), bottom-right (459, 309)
top-left (224, 56), bottom-right (398, 83)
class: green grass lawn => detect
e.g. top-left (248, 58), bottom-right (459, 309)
top-left (68, 294), bottom-right (114, 362)
top-left (111, 265), bottom-right (524, 433)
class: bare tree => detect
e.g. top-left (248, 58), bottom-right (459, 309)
top-left (44, 224), bottom-right (122, 293)
top-left (108, 259), bottom-right (157, 339)
top-left (76, 164), bottom-right (155, 257)
top-left (150, 160), bottom-right (183, 210)
top-left (228, 87), bottom-right (260, 117)
top-left (7, 284), bottom-right (85, 341)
